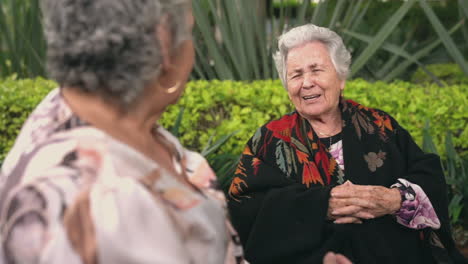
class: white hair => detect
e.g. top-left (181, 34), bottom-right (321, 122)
top-left (273, 24), bottom-right (352, 89)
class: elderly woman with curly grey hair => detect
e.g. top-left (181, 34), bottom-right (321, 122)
top-left (0, 0), bottom-right (244, 263)
top-left (228, 24), bottom-right (465, 264)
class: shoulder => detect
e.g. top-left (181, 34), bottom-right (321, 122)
top-left (344, 99), bottom-right (401, 134)
top-left (0, 127), bottom-right (130, 210)
top-left (0, 130), bottom-right (109, 263)
top-left (263, 111), bottom-right (300, 132)
top-left (251, 111), bottom-right (300, 141)
top-left (345, 99), bottom-right (394, 118)
top-left (1, 89), bottom-right (61, 174)
top-left (245, 111), bottom-right (298, 145)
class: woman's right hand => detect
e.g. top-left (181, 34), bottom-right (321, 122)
top-left (323, 252), bottom-right (353, 264)
top-left (328, 181), bottom-right (375, 224)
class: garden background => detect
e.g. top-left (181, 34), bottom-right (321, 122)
top-left (1, 0), bottom-right (468, 254)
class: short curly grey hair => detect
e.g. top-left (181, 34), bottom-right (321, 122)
top-left (273, 24), bottom-right (351, 89)
top-left (41, 0), bottom-right (192, 109)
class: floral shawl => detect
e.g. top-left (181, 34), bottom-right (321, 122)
top-left (228, 99), bottom-right (465, 264)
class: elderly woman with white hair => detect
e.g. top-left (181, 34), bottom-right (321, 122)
top-left (228, 24), bottom-right (465, 264)
top-left (0, 0), bottom-right (244, 263)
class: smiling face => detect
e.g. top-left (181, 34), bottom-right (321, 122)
top-left (286, 41), bottom-right (344, 121)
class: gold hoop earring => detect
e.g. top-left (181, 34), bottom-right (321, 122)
top-left (165, 81), bottom-right (181, 94)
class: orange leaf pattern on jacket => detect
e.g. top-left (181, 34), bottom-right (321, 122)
top-left (229, 99), bottom-right (398, 203)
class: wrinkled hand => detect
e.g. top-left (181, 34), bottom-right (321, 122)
top-left (328, 181), bottom-right (401, 224)
top-left (323, 252), bottom-right (353, 264)
top-left (328, 181), bottom-right (373, 223)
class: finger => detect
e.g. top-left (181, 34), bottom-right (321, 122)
top-left (334, 216), bottom-right (362, 224)
top-left (331, 197), bottom-right (376, 209)
top-left (330, 188), bottom-right (353, 198)
top-left (330, 185), bottom-right (349, 196)
top-left (359, 208), bottom-right (387, 219)
top-left (352, 211), bottom-right (374, 219)
top-left (331, 205), bottom-right (362, 216)
top-left (332, 186), bottom-right (377, 199)
top-left (323, 252), bottom-right (338, 264)
top-left (335, 254), bottom-right (353, 264)
top-left (331, 204), bottom-right (375, 219)
top-left (331, 185), bottom-right (361, 198)
top-left (329, 197), bottom-right (348, 208)
top-left (344, 180), bottom-right (353, 186)
top-left (332, 182), bottom-right (357, 192)
top-left (332, 205), bottom-right (374, 219)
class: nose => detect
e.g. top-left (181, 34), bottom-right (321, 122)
top-left (302, 71), bottom-right (315, 89)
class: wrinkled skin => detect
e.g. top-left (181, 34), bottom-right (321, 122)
top-left (328, 181), bottom-right (401, 224)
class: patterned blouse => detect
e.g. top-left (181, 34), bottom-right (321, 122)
top-left (0, 89), bottom-right (244, 264)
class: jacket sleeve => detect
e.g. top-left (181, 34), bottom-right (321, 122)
top-left (393, 121), bottom-right (466, 263)
top-left (227, 128), bottom-right (335, 264)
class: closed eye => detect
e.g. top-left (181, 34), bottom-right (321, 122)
top-left (289, 72), bottom-right (302, 79)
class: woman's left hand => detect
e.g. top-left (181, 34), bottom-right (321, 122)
top-left (330, 181), bottom-right (401, 219)
top-left (323, 252), bottom-right (353, 264)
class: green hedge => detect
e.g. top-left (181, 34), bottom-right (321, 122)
top-left (161, 79), bottom-right (468, 157)
top-left (161, 80), bottom-right (294, 154)
top-left (0, 77), bottom-right (57, 160)
top-left (412, 63), bottom-right (468, 86)
top-left (1, 77), bottom-right (467, 161)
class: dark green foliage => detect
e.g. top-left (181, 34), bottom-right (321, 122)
top-left (3, 0), bottom-right (467, 83)
top-left (423, 123), bottom-right (468, 226)
top-left (191, 0), bottom-right (468, 82)
top-left (0, 0), bottom-right (46, 78)
top-left (412, 63), bottom-right (468, 85)
top-left (169, 107), bottom-right (240, 187)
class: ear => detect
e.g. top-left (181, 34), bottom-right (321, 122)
top-left (155, 16), bottom-right (178, 87)
top-left (340, 80), bottom-right (345, 91)
top-left (287, 90), bottom-right (292, 100)
top-left (156, 15), bottom-right (173, 73)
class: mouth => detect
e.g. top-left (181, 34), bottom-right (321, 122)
top-left (302, 94), bottom-right (321, 101)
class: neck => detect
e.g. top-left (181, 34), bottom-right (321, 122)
top-left (61, 87), bottom-right (162, 137)
top-left (307, 107), bottom-right (342, 138)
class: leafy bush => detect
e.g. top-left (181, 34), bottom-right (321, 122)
top-left (0, 77), bottom-right (56, 160)
top-left (161, 80), bottom-right (294, 154)
top-left (344, 79), bottom-right (468, 158)
top-left (169, 108), bottom-right (240, 190)
top-left (1, 78), bottom-right (467, 161)
top-left (422, 124), bottom-right (468, 226)
top-left (2, 77), bottom-right (467, 243)
top-left (160, 79), bottom-right (468, 158)
top-left (412, 63), bottom-right (468, 85)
